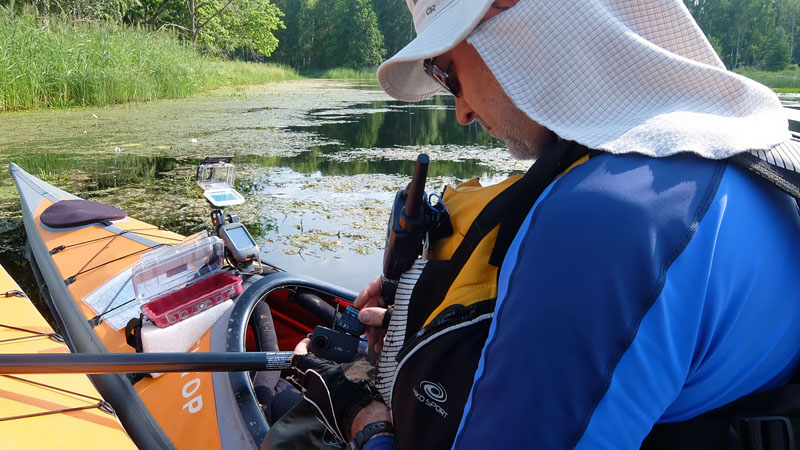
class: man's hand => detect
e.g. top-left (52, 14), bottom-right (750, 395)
top-left (354, 276), bottom-right (388, 352)
top-left (292, 340), bottom-right (387, 444)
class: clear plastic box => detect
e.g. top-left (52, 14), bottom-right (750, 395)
top-left (131, 232), bottom-right (224, 301)
top-left (196, 160), bottom-right (245, 207)
top-left (196, 161), bottom-right (236, 191)
top-left (132, 232), bottom-right (241, 327)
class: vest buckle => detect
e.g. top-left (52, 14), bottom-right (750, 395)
top-left (736, 416), bottom-right (795, 450)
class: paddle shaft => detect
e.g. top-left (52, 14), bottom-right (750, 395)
top-left (0, 351), bottom-right (294, 374)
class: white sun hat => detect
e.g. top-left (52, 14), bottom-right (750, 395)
top-left (376, 0), bottom-right (494, 102)
top-left (378, 0), bottom-right (790, 159)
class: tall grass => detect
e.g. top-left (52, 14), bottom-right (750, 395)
top-left (734, 66), bottom-right (800, 92)
top-left (307, 67), bottom-right (378, 82)
top-left (0, 12), bottom-right (300, 111)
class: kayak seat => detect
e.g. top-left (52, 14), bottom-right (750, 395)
top-left (40, 199), bottom-right (126, 228)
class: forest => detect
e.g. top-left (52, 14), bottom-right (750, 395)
top-left (685, 0), bottom-right (800, 70)
top-left (4, 0), bottom-right (800, 110)
top-left (0, 0), bottom-right (412, 69)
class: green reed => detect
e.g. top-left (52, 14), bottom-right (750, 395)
top-left (734, 66), bottom-right (800, 92)
top-left (0, 11), bottom-right (300, 111)
top-left (311, 67), bottom-right (378, 81)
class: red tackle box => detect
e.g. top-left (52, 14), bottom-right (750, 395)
top-left (140, 271), bottom-right (242, 327)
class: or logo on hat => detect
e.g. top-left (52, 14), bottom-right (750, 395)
top-left (426, 4), bottom-right (436, 15)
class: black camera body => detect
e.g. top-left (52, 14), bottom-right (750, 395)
top-left (309, 305), bottom-right (365, 363)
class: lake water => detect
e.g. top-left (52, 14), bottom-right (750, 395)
top-left (3, 82), bottom-right (797, 302)
top-left (0, 80), bottom-right (528, 299)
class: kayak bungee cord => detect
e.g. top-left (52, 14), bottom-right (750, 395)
top-left (0, 374), bottom-right (114, 422)
top-left (49, 227), bottom-right (182, 255)
top-left (88, 278), bottom-right (136, 328)
top-left (0, 401), bottom-right (113, 422)
top-left (0, 323), bottom-right (63, 344)
top-left (0, 378), bottom-right (113, 422)
top-left (63, 244), bottom-right (168, 286)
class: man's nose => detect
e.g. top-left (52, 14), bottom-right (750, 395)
top-left (454, 96), bottom-right (477, 125)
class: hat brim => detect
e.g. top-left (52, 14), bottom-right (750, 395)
top-left (377, 0), bottom-right (494, 102)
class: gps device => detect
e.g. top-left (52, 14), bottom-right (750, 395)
top-left (217, 221), bottom-right (259, 264)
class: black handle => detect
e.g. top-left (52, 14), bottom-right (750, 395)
top-left (404, 154), bottom-right (429, 220)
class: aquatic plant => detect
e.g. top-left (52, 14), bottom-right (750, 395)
top-left (0, 11), bottom-right (300, 111)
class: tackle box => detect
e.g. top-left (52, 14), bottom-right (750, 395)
top-left (131, 232), bottom-right (243, 327)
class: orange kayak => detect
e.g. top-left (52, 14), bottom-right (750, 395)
top-left (0, 263), bottom-right (136, 448)
top-left (11, 162), bottom-right (357, 449)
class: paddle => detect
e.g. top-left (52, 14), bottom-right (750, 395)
top-left (0, 351), bottom-right (295, 374)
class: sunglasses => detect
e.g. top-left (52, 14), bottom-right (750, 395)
top-left (423, 58), bottom-right (461, 97)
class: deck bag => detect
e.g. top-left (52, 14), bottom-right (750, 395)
top-left (40, 199), bottom-right (126, 228)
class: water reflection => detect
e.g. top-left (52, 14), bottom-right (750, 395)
top-left (236, 151), bottom-right (490, 179)
top-left (10, 153), bottom-right (178, 191)
top-left (287, 97), bottom-right (501, 150)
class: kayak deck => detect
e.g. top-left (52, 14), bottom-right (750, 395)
top-left (0, 264), bottom-right (136, 449)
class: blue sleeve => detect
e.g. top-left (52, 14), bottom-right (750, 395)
top-left (363, 434), bottom-right (395, 450)
top-left (451, 154), bottom-right (800, 449)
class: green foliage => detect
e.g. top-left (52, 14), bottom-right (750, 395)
top-left (683, 0), bottom-right (800, 68)
top-left (735, 65), bottom-right (800, 89)
top-left (324, 0), bottom-right (385, 68)
top-left (0, 11), bottom-right (299, 110)
top-left (193, 0), bottom-right (284, 57)
top-left (269, 0), bottom-right (385, 69)
top-left (373, 0), bottom-right (413, 57)
top-left (312, 67), bottom-right (378, 80)
top-left (708, 35), bottom-right (724, 58)
top-left (763, 26), bottom-right (791, 70)
top-left (1, 0), bottom-right (140, 22)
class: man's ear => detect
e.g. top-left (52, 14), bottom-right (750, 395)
top-left (492, 0), bottom-right (519, 10)
top-left (481, 0), bottom-right (519, 23)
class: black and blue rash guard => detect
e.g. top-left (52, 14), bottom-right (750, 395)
top-left (368, 152), bottom-right (800, 449)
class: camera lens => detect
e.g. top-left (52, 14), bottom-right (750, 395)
top-left (312, 335), bottom-right (329, 352)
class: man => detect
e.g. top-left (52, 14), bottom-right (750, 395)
top-left (292, 0), bottom-right (800, 449)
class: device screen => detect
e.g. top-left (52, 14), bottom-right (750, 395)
top-left (227, 225), bottom-right (255, 250)
top-left (210, 192), bottom-right (238, 202)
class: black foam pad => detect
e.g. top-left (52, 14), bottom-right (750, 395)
top-left (40, 199), bottom-right (126, 228)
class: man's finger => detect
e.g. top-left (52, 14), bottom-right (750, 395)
top-left (358, 307), bottom-right (386, 327)
top-left (367, 328), bottom-right (385, 353)
top-left (354, 277), bottom-right (383, 308)
top-left (293, 338), bottom-right (310, 358)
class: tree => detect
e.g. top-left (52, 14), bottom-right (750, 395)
top-left (268, 0), bottom-right (384, 69)
top-left (132, 0), bottom-right (283, 57)
top-left (193, 0), bottom-right (283, 56)
top-left (763, 25), bottom-right (791, 69)
top-left (325, 0), bottom-right (384, 68)
top-left (373, 0), bottom-right (413, 57)
top-left (776, 0), bottom-right (800, 63)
